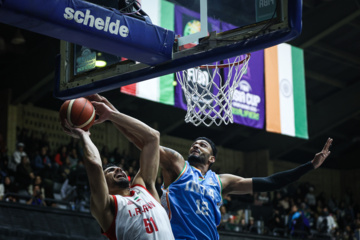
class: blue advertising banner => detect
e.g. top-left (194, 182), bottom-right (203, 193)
top-left (222, 23), bottom-right (265, 129)
top-left (174, 6), bottom-right (221, 113)
top-left (0, 0), bottom-right (174, 65)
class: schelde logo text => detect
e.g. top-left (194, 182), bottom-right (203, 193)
top-left (63, 7), bottom-right (129, 37)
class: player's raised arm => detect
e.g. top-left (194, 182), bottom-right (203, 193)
top-left (88, 94), bottom-right (185, 184)
top-left (62, 121), bottom-right (114, 232)
top-left (90, 101), bottom-right (161, 195)
top-left (221, 138), bottom-right (333, 196)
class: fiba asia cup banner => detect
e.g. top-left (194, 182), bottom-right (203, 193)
top-left (221, 22), bottom-right (265, 129)
top-left (174, 6), bottom-right (221, 113)
top-left (227, 50), bottom-right (265, 129)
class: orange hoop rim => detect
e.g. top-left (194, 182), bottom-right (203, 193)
top-left (198, 53), bottom-right (251, 69)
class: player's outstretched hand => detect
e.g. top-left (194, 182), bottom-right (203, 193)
top-left (86, 94), bottom-right (118, 112)
top-left (61, 119), bottom-right (90, 139)
top-left (86, 94), bottom-right (103, 102)
top-left (91, 101), bottom-right (113, 125)
top-left (311, 137), bottom-right (333, 169)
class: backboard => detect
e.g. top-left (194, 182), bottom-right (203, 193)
top-left (0, 0), bottom-right (302, 99)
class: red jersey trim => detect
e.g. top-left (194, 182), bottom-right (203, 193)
top-left (102, 195), bottom-right (118, 240)
top-left (131, 184), bottom-right (159, 202)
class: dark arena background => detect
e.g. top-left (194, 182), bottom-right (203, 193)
top-left (0, 0), bottom-right (360, 239)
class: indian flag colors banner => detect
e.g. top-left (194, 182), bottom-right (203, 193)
top-left (265, 43), bottom-right (308, 139)
top-left (120, 0), bottom-right (175, 105)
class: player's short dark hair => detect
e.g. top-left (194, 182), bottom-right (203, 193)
top-left (195, 137), bottom-right (217, 158)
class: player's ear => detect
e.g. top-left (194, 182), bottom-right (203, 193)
top-left (209, 155), bottom-right (215, 164)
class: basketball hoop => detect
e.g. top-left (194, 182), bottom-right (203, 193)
top-left (176, 53), bottom-right (251, 127)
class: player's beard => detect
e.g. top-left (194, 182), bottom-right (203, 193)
top-left (115, 178), bottom-right (130, 189)
top-left (188, 154), bottom-right (206, 166)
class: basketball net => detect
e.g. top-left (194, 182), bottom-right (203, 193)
top-left (176, 53), bottom-right (251, 127)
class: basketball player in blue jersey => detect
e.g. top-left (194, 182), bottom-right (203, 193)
top-left (88, 94), bottom-right (333, 240)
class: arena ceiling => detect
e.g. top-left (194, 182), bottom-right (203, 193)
top-left (0, 0), bottom-right (360, 170)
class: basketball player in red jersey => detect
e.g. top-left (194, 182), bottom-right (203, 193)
top-left (61, 101), bottom-right (174, 240)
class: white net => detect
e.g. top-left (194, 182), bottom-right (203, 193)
top-left (176, 54), bottom-right (250, 127)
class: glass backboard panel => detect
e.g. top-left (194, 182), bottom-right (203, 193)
top-left (54, 0), bottom-right (302, 99)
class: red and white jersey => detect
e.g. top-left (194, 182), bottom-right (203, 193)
top-left (103, 184), bottom-right (174, 240)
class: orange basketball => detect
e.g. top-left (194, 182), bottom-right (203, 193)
top-left (59, 97), bottom-right (95, 131)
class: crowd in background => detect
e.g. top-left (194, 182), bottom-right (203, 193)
top-left (219, 184), bottom-right (360, 239)
top-left (0, 128), bottom-right (147, 211)
top-left (0, 128), bottom-right (359, 239)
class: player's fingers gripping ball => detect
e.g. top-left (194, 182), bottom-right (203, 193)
top-left (59, 97), bottom-right (96, 131)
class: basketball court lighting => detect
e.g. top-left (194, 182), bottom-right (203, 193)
top-left (96, 52), bottom-right (107, 67)
top-left (96, 60), bottom-right (107, 67)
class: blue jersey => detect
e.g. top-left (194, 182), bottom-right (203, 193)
top-left (161, 161), bottom-right (222, 240)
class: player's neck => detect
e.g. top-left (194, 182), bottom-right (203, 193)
top-left (110, 187), bottom-right (131, 196)
top-left (190, 162), bottom-right (208, 176)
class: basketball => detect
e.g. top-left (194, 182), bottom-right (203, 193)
top-left (59, 97), bottom-right (96, 131)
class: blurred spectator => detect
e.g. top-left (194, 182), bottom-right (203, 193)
top-left (100, 145), bottom-right (110, 159)
top-left (273, 191), bottom-right (284, 211)
top-left (39, 133), bottom-right (50, 154)
top-left (288, 204), bottom-right (311, 237)
top-left (252, 192), bottom-right (260, 205)
top-left (316, 199), bottom-right (324, 217)
top-left (127, 166), bottom-right (136, 181)
top-left (57, 157), bottom-right (72, 183)
top-left (119, 157), bottom-right (128, 170)
top-left (3, 176), bottom-right (18, 202)
top-left (354, 218), bottom-right (360, 240)
top-left (223, 195), bottom-right (233, 211)
top-left (343, 189), bottom-right (353, 206)
top-left (33, 146), bottom-right (52, 177)
top-left (317, 207), bottom-right (337, 235)
top-left (111, 147), bottom-right (122, 163)
top-left (130, 159), bottom-right (138, 171)
top-left (0, 133), bottom-right (7, 157)
top-left (15, 155), bottom-right (35, 194)
top-left (225, 214), bottom-right (241, 232)
top-left (68, 160), bottom-right (89, 207)
top-left (26, 185), bottom-right (46, 206)
top-left (0, 181), bottom-right (3, 200)
top-left (343, 224), bottom-right (354, 239)
top-left (68, 138), bottom-right (83, 159)
top-left (304, 186), bottom-right (316, 210)
top-left (68, 148), bottom-right (79, 169)
top-left (294, 187), bottom-right (304, 203)
top-left (337, 200), bottom-right (347, 229)
top-left (268, 209), bottom-right (285, 232)
top-left (258, 192), bottom-right (271, 206)
top-left (28, 175), bottom-right (46, 200)
top-left (60, 178), bottom-right (77, 202)
top-left (219, 205), bottom-right (231, 228)
top-left (247, 217), bottom-right (256, 232)
top-left (0, 164), bottom-right (7, 184)
top-left (279, 196), bottom-right (291, 214)
top-left (239, 218), bottom-right (247, 232)
top-left (101, 156), bottom-right (109, 166)
top-left (54, 145), bottom-right (69, 167)
top-left (8, 142), bottom-right (27, 175)
top-left (301, 202), bottom-right (315, 228)
top-left (34, 147), bottom-right (55, 199)
top-left (0, 133), bottom-right (8, 174)
top-left (327, 194), bottom-right (338, 214)
top-left (317, 192), bottom-right (327, 207)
